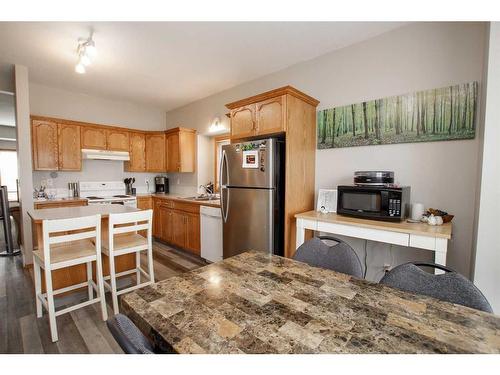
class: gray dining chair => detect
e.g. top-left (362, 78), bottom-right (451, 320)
top-left (293, 235), bottom-right (364, 278)
top-left (107, 314), bottom-right (155, 354)
top-left (380, 262), bottom-right (493, 313)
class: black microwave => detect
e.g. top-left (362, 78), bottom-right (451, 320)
top-left (337, 185), bottom-right (411, 222)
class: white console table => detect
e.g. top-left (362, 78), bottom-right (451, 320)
top-left (295, 211), bottom-right (452, 275)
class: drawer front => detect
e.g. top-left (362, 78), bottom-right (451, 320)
top-left (34, 201), bottom-right (87, 209)
top-left (317, 221), bottom-right (409, 247)
top-left (409, 234), bottom-right (436, 250)
top-left (159, 200), bottom-right (174, 209)
top-left (172, 201), bottom-right (200, 214)
top-left (137, 196), bottom-right (153, 210)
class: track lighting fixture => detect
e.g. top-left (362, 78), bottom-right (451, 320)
top-left (75, 33), bottom-right (97, 74)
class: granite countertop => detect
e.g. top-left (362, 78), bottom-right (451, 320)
top-left (122, 251), bottom-right (500, 354)
top-left (28, 204), bottom-right (140, 223)
top-left (149, 193), bottom-right (221, 208)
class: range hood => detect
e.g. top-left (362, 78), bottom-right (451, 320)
top-left (82, 149), bottom-right (130, 161)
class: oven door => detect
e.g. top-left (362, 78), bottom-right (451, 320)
top-left (337, 187), bottom-right (388, 219)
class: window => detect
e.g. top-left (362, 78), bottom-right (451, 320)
top-left (0, 150), bottom-right (19, 201)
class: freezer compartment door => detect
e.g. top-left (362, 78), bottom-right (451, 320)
top-left (222, 187), bottom-right (274, 258)
top-left (221, 138), bottom-right (276, 189)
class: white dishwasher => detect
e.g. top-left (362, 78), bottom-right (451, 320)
top-left (200, 205), bottom-right (223, 262)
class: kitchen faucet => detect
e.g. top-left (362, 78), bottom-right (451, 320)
top-left (199, 182), bottom-right (214, 196)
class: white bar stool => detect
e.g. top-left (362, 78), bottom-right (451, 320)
top-left (33, 214), bottom-right (107, 342)
top-left (103, 209), bottom-right (154, 315)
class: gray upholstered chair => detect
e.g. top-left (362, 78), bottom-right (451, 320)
top-left (293, 236), bottom-right (363, 278)
top-left (380, 262), bottom-right (493, 313)
top-left (107, 314), bottom-right (155, 354)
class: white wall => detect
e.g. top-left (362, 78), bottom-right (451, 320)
top-left (473, 23), bottom-right (500, 312)
top-left (165, 22), bottom-right (487, 279)
top-left (30, 83), bottom-right (166, 130)
top-left (14, 65), bottom-right (34, 265)
top-left (29, 83), bottom-right (168, 192)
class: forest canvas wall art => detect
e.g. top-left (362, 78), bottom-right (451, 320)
top-left (317, 81), bottom-right (478, 149)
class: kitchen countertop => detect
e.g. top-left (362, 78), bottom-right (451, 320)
top-left (28, 204), bottom-right (140, 223)
top-left (122, 250), bottom-right (500, 354)
top-left (33, 197), bottom-right (88, 205)
top-left (146, 193), bottom-right (221, 208)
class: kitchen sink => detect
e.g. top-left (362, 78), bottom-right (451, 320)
top-left (183, 195), bottom-right (220, 201)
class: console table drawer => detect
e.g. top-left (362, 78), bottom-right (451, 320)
top-left (409, 234), bottom-right (436, 250)
top-left (317, 221), bottom-right (409, 247)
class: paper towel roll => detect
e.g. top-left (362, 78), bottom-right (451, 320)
top-left (411, 203), bottom-right (425, 221)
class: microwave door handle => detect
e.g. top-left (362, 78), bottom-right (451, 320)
top-left (380, 191), bottom-right (389, 212)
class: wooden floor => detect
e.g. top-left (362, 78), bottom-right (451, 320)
top-left (0, 230), bottom-right (208, 354)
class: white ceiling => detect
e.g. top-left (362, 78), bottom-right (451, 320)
top-left (0, 22), bottom-right (406, 111)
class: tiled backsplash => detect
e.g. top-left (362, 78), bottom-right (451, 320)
top-left (33, 159), bottom-right (160, 197)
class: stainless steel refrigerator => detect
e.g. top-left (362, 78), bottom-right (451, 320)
top-left (220, 137), bottom-right (285, 258)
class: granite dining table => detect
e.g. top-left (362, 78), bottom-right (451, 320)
top-left (122, 250), bottom-right (500, 354)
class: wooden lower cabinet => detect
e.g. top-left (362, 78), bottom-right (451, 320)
top-left (152, 197), bottom-right (201, 256)
top-left (185, 212), bottom-right (200, 255)
top-left (162, 208), bottom-right (174, 243)
top-left (171, 210), bottom-right (186, 247)
top-left (136, 196), bottom-right (153, 236)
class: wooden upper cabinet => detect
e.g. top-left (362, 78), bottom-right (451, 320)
top-left (81, 126), bottom-right (107, 150)
top-left (255, 95), bottom-right (286, 135)
top-left (226, 86), bottom-right (320, 141)
top-left (58, 123), bottom-right (81, 171)
top-left (165, 128), bottom-right (196, 173)
top-left (166, 132), bottom-right (180, 172)
top-left (230, 104), bottom-right (256, 139)
top-left (106, 129), bottom-right (129, 151)
top-left (30, 115), bottom-right (198, 174)
top-left (125, 132), bottom-right (146, 172)
top-left (179, 130), bottom-right (196, 172)
top-left (145, 133), bottom-right (166, 172)
top-left (32, 119), bottom-right (59, 170)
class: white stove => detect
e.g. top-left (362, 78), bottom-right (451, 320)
top-left (79, 181), bottom-right (137, 208)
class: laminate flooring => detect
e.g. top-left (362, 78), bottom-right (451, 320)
top-left (0, 230), bottom-right (208, 354)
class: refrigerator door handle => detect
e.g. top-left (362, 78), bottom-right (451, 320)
top-left (220, 149), bottom-right (229, 188)
top-left (221, 187), bottom-right (229, 223)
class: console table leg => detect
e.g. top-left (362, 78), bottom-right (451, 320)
top-left (434, 238), bottom-right (448, 275)
top-left (296, 218), bottom-right (306, 250)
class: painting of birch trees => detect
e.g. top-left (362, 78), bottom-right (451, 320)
top-left (317, 81), bottom-right (478, 149)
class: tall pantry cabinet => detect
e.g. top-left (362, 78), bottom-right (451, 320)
top-left (226, 86), bottom-right (319, 259)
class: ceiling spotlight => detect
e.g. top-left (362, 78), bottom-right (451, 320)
top-left (80, 54), bottom-right (91, 66)
top-left (75, 32), bottom-right (96, 74)
top-left (85, 40), bottom-right (97, 59)
top-left (75, 63), bottom-right (86, 74)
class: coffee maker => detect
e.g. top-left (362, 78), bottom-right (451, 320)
top-left (155, 176), bottom-right (169, 193)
